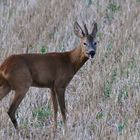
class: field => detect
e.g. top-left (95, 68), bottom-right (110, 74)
top-left (0, 0), bottom-right (140, 139)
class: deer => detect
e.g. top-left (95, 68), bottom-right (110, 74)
top-left (0, 21), bottom-right (98, 131)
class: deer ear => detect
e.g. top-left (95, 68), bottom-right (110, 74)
top-left (74, 22), bottom-right (85, 38)
top-left (91, 22), bottom-right (98, 38)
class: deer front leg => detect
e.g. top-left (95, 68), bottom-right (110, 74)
top-left (55, 87), bottom-right (67, 128)
top-left (51, 88), bottom-right (58, 131)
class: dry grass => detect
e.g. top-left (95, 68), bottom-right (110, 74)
top-left (0, 0), bottom-right (140, 139)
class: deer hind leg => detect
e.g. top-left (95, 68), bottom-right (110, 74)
top-left (0, 83), bottom-right (11, 101)
top-left (51, 88), bottom-right (58, 131)
top-left (8, 87), bottom-right (29, 129)
top-left (55, 87), bottom-right (66, 127)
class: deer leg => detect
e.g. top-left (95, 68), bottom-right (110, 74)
top-left (55, 88), bottom-right (66, 126)
top-left (8, 87), bottom-right (29, 129)
top-left (51, 88), bottom-right (58, 130)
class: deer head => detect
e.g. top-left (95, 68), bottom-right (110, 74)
top-left (74, 21), bottom-right (98, 58)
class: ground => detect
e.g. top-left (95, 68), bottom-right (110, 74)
top-left (0, 0), bottom-right (140, 139)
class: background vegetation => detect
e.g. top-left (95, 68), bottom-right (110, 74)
top-left (0, 0), bottom-right (140, 139)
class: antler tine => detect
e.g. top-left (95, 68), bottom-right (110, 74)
top-left (92, 21), bottom-right (97, 30)
top-left (91, 21), bottom-right (98, 38)
top-left (82, 21), bottom-right (88, 35)
top-left (92, 21), bottom-right (97, 29)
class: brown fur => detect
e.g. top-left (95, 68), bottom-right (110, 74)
top-left (0, 22), bottom-right (97, 130)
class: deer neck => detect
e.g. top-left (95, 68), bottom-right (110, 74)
top-left (69, 45), bottom-right (88, 73)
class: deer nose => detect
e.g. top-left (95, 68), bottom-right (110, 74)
top-left (89, 50), bottom-right (95, 58)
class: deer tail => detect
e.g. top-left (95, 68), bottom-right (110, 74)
top-left (0, 72), bottom-right (11, 101)
top-left (0, 73), bottom-right (6, 86)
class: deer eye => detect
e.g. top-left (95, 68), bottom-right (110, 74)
top-left (94, 42), bottom-right (97, 45)
top-left (83, 42), bottom-right (87, 46)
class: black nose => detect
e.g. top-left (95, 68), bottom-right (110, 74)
top-left (89, 50), bottom-right (95, 58)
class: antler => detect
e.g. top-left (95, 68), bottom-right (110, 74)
top-left (91, 22), bottom-right (98, 38)
top-left (82, 21), bottom-right (88, 35)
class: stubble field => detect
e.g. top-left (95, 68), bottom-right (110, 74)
top-left (0, 0), bottom-right (140, 139)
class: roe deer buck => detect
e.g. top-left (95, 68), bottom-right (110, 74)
top-left (0, 21), bottom-right (98, 130)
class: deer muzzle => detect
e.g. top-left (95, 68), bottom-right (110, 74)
top-left (89, 50), bottom-right (95, 58)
